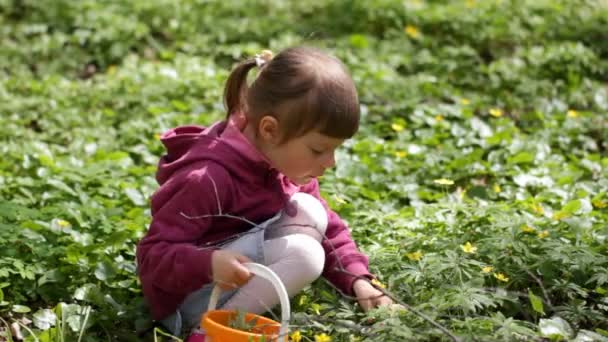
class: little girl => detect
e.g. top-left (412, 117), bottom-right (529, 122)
top-left (136, 47), bottom-right (393, 340)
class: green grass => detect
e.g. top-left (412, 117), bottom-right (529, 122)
top-left (1, 0), bottom-right (607, 341)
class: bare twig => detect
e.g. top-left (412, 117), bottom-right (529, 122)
top-left (321, 268), bottom-right (463, 342)
top-left (205, 173), bottom-right (222, 215)
top-left (523, 269), bottom-right (553, 307)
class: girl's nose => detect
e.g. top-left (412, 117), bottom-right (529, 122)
top-left (322, 152), bottom-right (336, 169)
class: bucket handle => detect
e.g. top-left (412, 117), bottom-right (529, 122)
top-left (207, 262), bottom-right (290, 339)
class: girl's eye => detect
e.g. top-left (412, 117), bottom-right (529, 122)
top-left (310, 148), bottom-right (324, 155)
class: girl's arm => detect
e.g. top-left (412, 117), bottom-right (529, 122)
top-left (299, 180), bottom-right (373, 295)
top-left (136, 164), bottom-right (232, 299)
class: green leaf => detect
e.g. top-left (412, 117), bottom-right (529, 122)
top-left (572, 330), bottom-right (608, 342)
top-left (94, 260), bottom-right (117, 281)
top-left (33, 308), bottom-right (57, 330)
top-left (539, 316), bottom-right (573, 339)
top-left (47, 179), bottom-right (77, 197)
top-left (38, 269), bottom-right (64, 286)
top-left (561, 199), bottom-right (581, 214)
top-left (124, 188), bottom-right (145, 206)
top-left (508, 152), bottom-right (535, 164)
top-left (528, 290), bottom-right (545, 315)
top-left (12, 304), bottom-right (31, 313)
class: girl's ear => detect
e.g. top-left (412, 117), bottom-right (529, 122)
top-left (258, 115), bottom-right (281, 145)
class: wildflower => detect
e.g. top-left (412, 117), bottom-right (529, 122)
top-left (537, 230), bottom-right (549, 239)
top-left (154, 133), bottom-right (161, 140)
top-left (404, 25), bottom-right (420, 38)
top-left (567, 110), bottom-right (578, 118)
top-left (493, 184), bottom-right (501, 193)
top-left (460, 242), bottom-right (477, 254)
top-left (291, 330), bottom-right (302, 342)
top-left (592, 199), bottom-right (607, 209)
top-left (434, 178), bottom-right (454, 185)
top-left (494, 273), bottom-right (509, 282)
top-left (482, 266), bottom-right (494, 273)
top-left (531, 203), bottom-right (544, 215)
top-left (406, 250), bottom-right (423, 261)
top-left (552, 211), bottom-right (569, 221)
top-left (521, 225), bottom-right (535, 233)
top-left (371, 278), bottom-right (386, 289)
top-left (57, 219), bottom-right (70, 228)
top-left (460, 98), bottom-right (470, 105)
top-left (489, 108), bottom-right (503, 117)
top-left (391, 123), bottom-right (405, 132)
top-left (315, 333), bottom-right (332, 342)
top-left (435, 115), bottom-right (444, 122)
top-left (394, 151), bottom-right (407, 158)
top-left (465, 0), bottom-right (476, 7)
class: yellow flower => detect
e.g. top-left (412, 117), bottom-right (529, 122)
top-left (531, 203), bottom-right (544, 215)
top-left (404, 25), bottom-right (420, 38)
top-left (460, 242), bottom-right (477, 254)
top-left (537, 230), bottom-right (549, 239)
top-left (315, 333), bottom-right (332, 342)
top-left (592, 199), bottom-right (607, 209)
top-left (460, 98), bottom-right (470, 105)
top-left (57, 219), bottom-right (70, 228)
top-left (552, 211), bottom-right (569, 221)
top-left (434, 178), bottom-right (454, 185)
top-left (394, 151), bottom-right (407, 158)
top-left (493, 272), bottom-right (509, 282)
top-left (291, 330), bottom-right (302, 342)
top-left (482, 266), bottom-right (494, 273)
top-left (371, 278), bottom-right (386, 289)
top-left (107, 65), bottom-right (117, 75)
top-left (435, 115), bottom-right (444, 122)
top-left (154, 133), bottom-right (161, 140)
top-left (489, 108), bottom-right (503, 117)
top-left (521, 225), bottom-right (535, 233)
top-left (465, 0), bottom-right (476, 8)
top-left (567, 109), bottom-right (578, 118)
top-left (493, 184), bottom-right (501, 193)
top-left (406, 250), bottom-right (423, 261)
top-left (391, 123), bottom-right (405, 132)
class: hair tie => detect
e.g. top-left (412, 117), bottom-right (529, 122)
top-left (255, 49), bottom-right (274, 67)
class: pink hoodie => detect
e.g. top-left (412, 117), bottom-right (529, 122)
top-left (136, 120), bottom-right (371, 320)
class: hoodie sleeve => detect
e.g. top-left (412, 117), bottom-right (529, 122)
top-left (136, 163), bottom-right (232, 299)
top-left (300, 180), bottom-right (373, 295)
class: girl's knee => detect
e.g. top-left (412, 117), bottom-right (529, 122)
top-left (285, 234), bottom-right (325, 280)
top-left (268, 192), bottom-right (328, 241)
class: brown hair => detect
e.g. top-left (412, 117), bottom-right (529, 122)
top-left (224, 47), bottom-right (360, 143)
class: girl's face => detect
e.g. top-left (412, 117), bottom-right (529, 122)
top-left (251, 116), bottom-right (345, 185)
top-left (268, 130), bottom-right (344, 185)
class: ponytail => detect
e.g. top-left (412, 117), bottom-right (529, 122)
top-left (224, 58), bottom-right (257, 118)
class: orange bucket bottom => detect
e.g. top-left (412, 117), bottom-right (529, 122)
top-left (201, 310), bottom-right (287, 342)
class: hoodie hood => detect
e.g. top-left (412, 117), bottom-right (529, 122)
top-left (155, 120), bottom-right (276, 186)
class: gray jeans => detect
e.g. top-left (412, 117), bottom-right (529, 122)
top-left (159, 213), bottom-right (281, 336)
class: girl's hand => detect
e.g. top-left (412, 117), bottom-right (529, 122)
top-left (211, 250), bottom-right (253, 290)
top-left (352, 278), bottom-right (394, 311)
